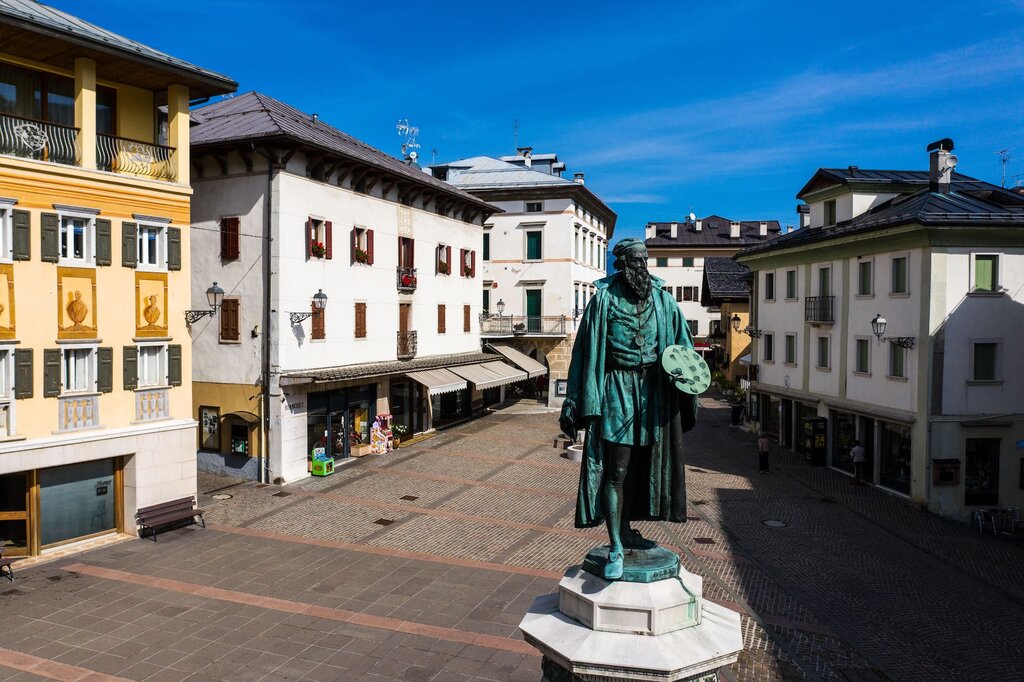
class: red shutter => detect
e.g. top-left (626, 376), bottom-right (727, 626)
top-left (470, 250), bottom-right (476, 277)
top-left (464, 305), bottom-right (471, 332)
top-left (305, 218), bottom-right (312, 259)
top-left (410, 237), bottom-right (415, 269)
top-left (350, 228), bottom-right (357, 264)
top-left (435, 245), bottom-right (440, 274)
top-left (459, 249), bottom-right (466, 277)
top-left (220, 217), bottom-right (240, 259)
top-left (367, 229), bottom-right (374, 264)
top-left (229, 218), bottom-right (240, 258)
top-left (438, 304), bottom-right (445, 333)
top-left (325, 221), bottom-right (333, 260)
top-left (446, 245), bottom-right (451, 273)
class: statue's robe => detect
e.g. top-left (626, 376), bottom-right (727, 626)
top-left (565, 273), bottom-right (698, 528)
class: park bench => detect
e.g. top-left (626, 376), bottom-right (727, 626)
top-left (135, 496), bottom-right (205, 541)
top-left (0, 546), bottom-right (15, 582)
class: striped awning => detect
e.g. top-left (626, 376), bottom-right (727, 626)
top-left (406, 368), bottom-right (467, 395)
top-left (449, 361), bottom-right (527, 390)
top-left (486, 344), bottom-right (547, 378)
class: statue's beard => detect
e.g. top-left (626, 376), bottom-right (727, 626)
top-left (623, 263), bottom-right (651, 302)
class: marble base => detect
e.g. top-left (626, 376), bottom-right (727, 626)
top-left (582, 546), bottom-right (681, 583)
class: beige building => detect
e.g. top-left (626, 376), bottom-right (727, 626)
top-left (0, 1), bottom-right (234, 556)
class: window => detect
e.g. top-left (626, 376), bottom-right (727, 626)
top-left (683, 257), bottom-right (694, 267)
top-left (220, 298), bottom-right (240, 342)
top-left (785, 270), bottom-right (797, 299)
top-left (96, 85), bottom-right (116, 135)
top-left (574, 230), bottom-right (580, 261)
top-left (785, 334), bottom-right (797, 364)
top-left (710, 320), bottom-right (723, 337)
top-left (354, 302), bottom-right (367, 339)
top-left (137, 345), bottom-right (167, 387)
top-left (889, 344), bottom-right (905, 378)
top-left (858, 260), bottom-right (873, 296)
top-left (351, 227), bottom-right (373, 264)
top-left (682, 286), bottom-right (699, 302)
top-left (436, 243), bottom-right (451, 275)
top-left (965, 438), bottom-right (1000, 506)
top-left (687, 320), bottom-right (698, 337)
top-left (460, 249), bottom-right (476, 277)
top-left (60, 215), bottom-right (93, 264)
top-left (0, 207), bottom-right (10, 261)
top-left (311, 304), bottom-right (325, 340)
top-left (818, 267), bottom-right (831, 296)
top-left (972, 342), bottom-right (997, 381)
top-left (817, 336), bottom-right (830, 369)
top-left (855, 338), bottom-right (870, 374)
top-left (306, 217), bottom-right (331, 259)
top-left (136, 223), bottom-right (166, 270)
top-left (675, 287), bottom-right (683, 302)
top-left (482, 288), bottom-right (490, 315)
top-left (824, 199), bottom-right (837, 227)
top-left (482, 232), bottom-right (490, 261)
top-left (220, 217), bottom-right (240, 260)
top-left (891, 256), bottom-right (908, 294)
top-left (0, 62), bottom-right (74, 126)
top-left (763, 333), bottom-right (774, 362)
top-left (62, 347), bottom-right (94, 394)
top-left (656, 257), bottom-right (668, 268)
top-left (525, 201), bottom-right (543, 213)
top-left (973, 254), bottom-right (999, 292)
top-left (437, 304), bottom-right (446, 334)
top-left (526, 231), bottom-right (543, 260)
top-left (764, 272), bottom-right (775, 300)
top-left (463, 305), bottom-right (471, 333)
top-left (398, 236), bottom-right (414, 268)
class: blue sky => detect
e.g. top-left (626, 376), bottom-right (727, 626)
top-left (63, 0), bottom-right (1024, 241)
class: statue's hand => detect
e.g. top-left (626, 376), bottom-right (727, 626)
top-left (559, 399), bottom-right (577, 438)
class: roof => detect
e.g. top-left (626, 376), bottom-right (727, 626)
top-left (0, 1), bottom-right (235, 97)
top-left (430, 155), bottom-right (575, 190)
top-left (646, 215), bottom-right (782, 248)
top-left (796, 167), bottom-right (992, 199)
top-left (280, 351), bottom-right (496, 385)
top-left (191, 93), bottom-right (495, 211)
top-left (702, 257), bottom-right (751, 302)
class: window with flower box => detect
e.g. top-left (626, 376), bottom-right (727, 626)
top-left (305, 217), bottom-right (331, 260)
top-left (350, 227), bottom-right (373, 264)
top-left (436, 244), bottom-right (452, 275)
top-left (460, 249), bottom-right (476, 277)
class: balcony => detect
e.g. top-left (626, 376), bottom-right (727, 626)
top-left (396, 266), bottom-right (418, 292)
top-left (59, 394), bottom-right (99, 431)
top-left (397, 330), bottom-right (418, 359)
top-left (804, 296), bottom-right (835, 325)
top-left (480, 315), bottom-right (568, 337)
top-left (0, 113), bottom-right (78, 166)
top-left (97, 134), bottom-right (175, 181)
top-left (135, 387), bottom-right (170, 422)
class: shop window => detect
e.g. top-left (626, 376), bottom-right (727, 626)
top-left (39, 459), bottom-right (116, 547)
top-left (830, 410), bottom-right (856, 474)
top-left (786, 269), bottom-right (797, 299)
top-left (763, 333), bottom-right (774, 362)
top-left (879, 422), bottom-right (911, 494)
top-left (965, 438), bottom-right (1000, 506)
top-left (855, 338), bottom-right (870, 374)
top-left (136, 223), bottom-right (166, 270)
top-left (137, 345), bottom-right (167, 387)
top-left (220, 216), bottom-right (240, 260)
top-left (891, 256), bottom-right (908, 294)
top-left (972, 342), bottom-right (998, 381)
top-left (764, 272), bottom-right (775, 300)
top-left (972, 254), bottom-right (999, 292)
top-left (785, 334), bottom-right (797, 364)
top-left (230, 423), bottom-right (249, 455)
top-left (858, 260), bottom-right (873, 296)
top-left (220, 298), bottom-right (240, 342)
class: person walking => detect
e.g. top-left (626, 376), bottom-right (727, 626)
top-left (850, 440), bottom-right (867, 483)
top-left (757, 432), bottom-right (770, 474)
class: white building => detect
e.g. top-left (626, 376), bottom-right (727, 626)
top-left (737, 139), bottom-right (1024, 520)
top-left (428, 149), bottom-right (616, 406)
top-left (189, 93), bottom-right (537, 483)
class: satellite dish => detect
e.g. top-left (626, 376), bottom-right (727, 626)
top-left (945, 154), bottom-right (958, 169)
top-left (689, 212), bottom-right (696, 222)
top-left (409, 151), bottom-right (418, 160)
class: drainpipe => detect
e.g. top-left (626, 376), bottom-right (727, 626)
top-left (260, 156), bottom-right (275, 484)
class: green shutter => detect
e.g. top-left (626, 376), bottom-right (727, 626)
top-left (43, 348), bottom-right (61, 397)
top-left (974, 255), bottom-right (996, 292)
top-left (12, 209), bottom-right (30, 261)
top-left (14, 348), bottom-right (32, 399)
top-left (95, 219), bottom-right (112, 266)
top-left (97, 347), bottom-right (113, 393)
top-left (168, 344), bottom-right (182, 386)
top-left (123, 346), bottom-right (138, 391)
top-left (121, 222), bottom-right (137, 268)
top-left (167, 227), bottom-right (181, 271)
top-left (40, 212), bottom-right (59, 263)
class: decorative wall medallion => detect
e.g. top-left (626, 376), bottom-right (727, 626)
top-left (142, 295), bottom-right (161, 326)
top-left (66, 291), bottom-right (89, 328)
top-left (135, 271), bottom-right (168, 337)
top-left (57, 267), bottom-right (97, 339)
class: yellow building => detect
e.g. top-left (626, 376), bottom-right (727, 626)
top-left (700, 257), bottom-right (752, 384)
top-left (0, 2), bottom-right (235, 556)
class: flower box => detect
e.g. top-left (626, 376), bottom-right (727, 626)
top-left (354, 248), bottom-right (369, 264)
top-left (310, 241), bottom-right (326, 258)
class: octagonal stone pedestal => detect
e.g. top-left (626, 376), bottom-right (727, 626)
top-left (520, 564), bottom-right (742, 681)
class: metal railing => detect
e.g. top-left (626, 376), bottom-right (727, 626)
top-left (397, 330), bottom-right (418, 359)
top-left (135, 387), bottom-right (170, 422)
top-left (59, 394), bottom-right (98, 431)
top-left (480, 315), bottom-right (567, 336)
top-left (97, 133), bottom-right (175, 181)
top-left (396, 266), bottom-right (418, 292)
top-left (0, 113), bottom-right (78, 165)
top-left (804, 296), bottom-right (835, 324)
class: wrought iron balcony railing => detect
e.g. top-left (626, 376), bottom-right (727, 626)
top-left (396, 266), bottom-right (418, 292)
top-left (0, 113), bottom-right (78, 166)
top-left (480, 315), bottom-right (567, 336)
top-left (397, 330), bottom-right (418, 360)
top-left (805, 296), bottom-right (835, 324)
top-left (97, 133), bottom-right (175, 181)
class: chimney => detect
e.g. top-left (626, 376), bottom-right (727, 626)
top-left (645, 223), bottom-right (655, 240)
top-left (927, 138), bottom-right (956, 194)
top-left (670, 222), bottom-right (678, 238)
top-left (516, 146), bottom-right (533, 168)
top-left (759, 221), bottom-right (768, 237)
top-left (785, 224), bottom-right (794, 234)
top-left (695, 219), bottom-right (702, 232)
top-left (311, 113), bottom-right (319, 124)
top-left (729, 222), bottom-right (741, 239)
top-left (797, 204), bottom-right (812, 229)
top-left (573, 172), bottom-right (585, 185)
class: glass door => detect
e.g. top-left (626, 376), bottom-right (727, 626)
top-left (0, 472), bottom-right (30, 556)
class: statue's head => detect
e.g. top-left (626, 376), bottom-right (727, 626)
top-left (612, 238), bottom-right (651, 301)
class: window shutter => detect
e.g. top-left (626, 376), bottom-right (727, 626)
top-left (12, 209), bottom-right (30, 261)
top-left (437, 304), bottom-right (445, 333)
top-left (95, 219), bottom-right (112, 266)
top-left (459, 249), bottom-right (466, 277)
top-left (220, 299), bottom-right (239, 341)
top-left (305, 218), bottom-right (312, 259)
top-left (325, 221), bottom-right (333, 260)
top-left (40, 212), bottom-right (59, 263)
top-left (367, 229), bottom-right (374, 264)
top-left (168, 344), bottom-right (182, 386)
top-left (470, 250), bottom-right (476, 277)
top-left (445, 245), bottom-right (451, 272)
top-left (464, 305), bottom-right (470, 332)
top-left (312, 305), bottom-right (325, 340)
top-left (122, 222), bottom-right (137, 268)
top-left (410, 237), bottom-right (415, 269)
top-left (435, 245), bottom-right (441, 274)
top-left (14, 348), bottom-right (32, 399)
top-left (350, 228), bottom-right (357, 264)
top-left (123, 345), bottom-right (138, 391)
top-left (221, 217), bottom-right (240, 259)
top-left (43, 348), bottom-right (61, 397)
top-left (97, 347), bottom-right (113, 393)
top-left (167, 227), bottom-right (181, 270)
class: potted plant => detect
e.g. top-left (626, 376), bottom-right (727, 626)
top-left (513, 322), bottom-right (526, 335)
top-left (392, 423), bottom-right (408, 445)
top-left (437, 261), bottom-right (449, 275)
top-left (310, 240), bottom-right (326, 258)
top-left (354, 247), bottom-right (369, 264)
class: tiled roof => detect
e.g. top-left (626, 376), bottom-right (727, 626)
top-left (702, 257), bottom-right (751, 301)
top-left (796, 167), bottom-right (991, 198)
top-left (281, 352), bottom-right (495, 384)
top-left (646, 215), bottom-right (782, 248)
top-left (191, 93), bottom-right (494, 210)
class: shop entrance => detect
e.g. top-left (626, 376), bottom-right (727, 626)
top-left (307, 385), bottom-right (376, 465)
top-left (859, 417), bottom-right (875, 483)
top-left (0, 472), bottom-right (30, 556)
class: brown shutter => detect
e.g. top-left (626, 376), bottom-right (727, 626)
top-left (350, 228), bottom-right (357, 264)
top-left (221, 217), bottom-right (240, 259)
top-left (354, 302), bottom-right (366, 338)
top-left (445, 245), bottom-right (451, 273)
top-left (459, 249), bottom-right (466, 277)
top-left (325, 221), bottom-right (333, 260)
top-left (305, 218), bottom-right (312, 259)
top-left (311, 304), bottom-right (325, 339)
top-left (367, 229), bottom-right (374, 264)
top-left (397, 235), bottom-right (403, 267)
top-left (220, 299), bottom-right (239, 341)
top-left (463, 305), bottom-right (470, 332)
top-left (435, 245), bottom-right (440, 274)
top-left (410, 237), bottom-right (415, 269)
top-left (470, 250), bottom-right (476, 277)
top-left (437, 304), bottom-right (445, 333)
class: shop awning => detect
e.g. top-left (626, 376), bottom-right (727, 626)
top-left (449, 361), bottom-right (528, 390)
top-left (406, 368), bottom-right (467, 396)
top-left (738, 354), bottom-right (753, 366)
top-left (486, 344), bottom-right (547, 378)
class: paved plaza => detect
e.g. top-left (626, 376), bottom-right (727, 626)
top-left (2, 395), bottom-right (1023, 681)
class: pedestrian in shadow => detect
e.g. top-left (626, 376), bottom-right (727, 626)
top-left (850, 440), bottom-right (866, 483)
top-left (757, 432), bottom-right (770, 474)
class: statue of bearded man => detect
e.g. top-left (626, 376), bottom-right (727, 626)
top-left (559, 237), bottom-right (698, 580)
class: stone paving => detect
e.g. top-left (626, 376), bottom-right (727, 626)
top-left (2, 394), bottom-right (1023, 681)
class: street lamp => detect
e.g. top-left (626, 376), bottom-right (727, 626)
top-left (871, 313), bottom-right (914, 349)
top-left (871, 314), bottom-right (887, 340)
top-left (730, 314), bottom-right (741, 332)
top-left (185, 282), bottom-right (225, 324)
top-left (731, 313), bottom-right (762, 338)
top-left (289, 289), bottom-right (328, 325)
top-left (496, 299), bottom-right (506, 316)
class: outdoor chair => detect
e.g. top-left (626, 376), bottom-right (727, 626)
top-left (973, 509), bottom-right (997, 536)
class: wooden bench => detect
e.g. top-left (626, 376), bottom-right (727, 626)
top-left (0, 546), bottom-right (15, 582)
top-left (135, 496), bottom-right (205, 541)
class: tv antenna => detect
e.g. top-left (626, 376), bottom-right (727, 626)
top-left (513, 119), bottom-right (519, 152)
top-left (432, 148), bottom-right (439, 164)
top-left (396, 119), bottom-right (420, 158)
top-left (996, 148), bottom-right (1011, 188)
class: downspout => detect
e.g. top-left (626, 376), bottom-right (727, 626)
top-left (261, 157), bottom-right (274, 483)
